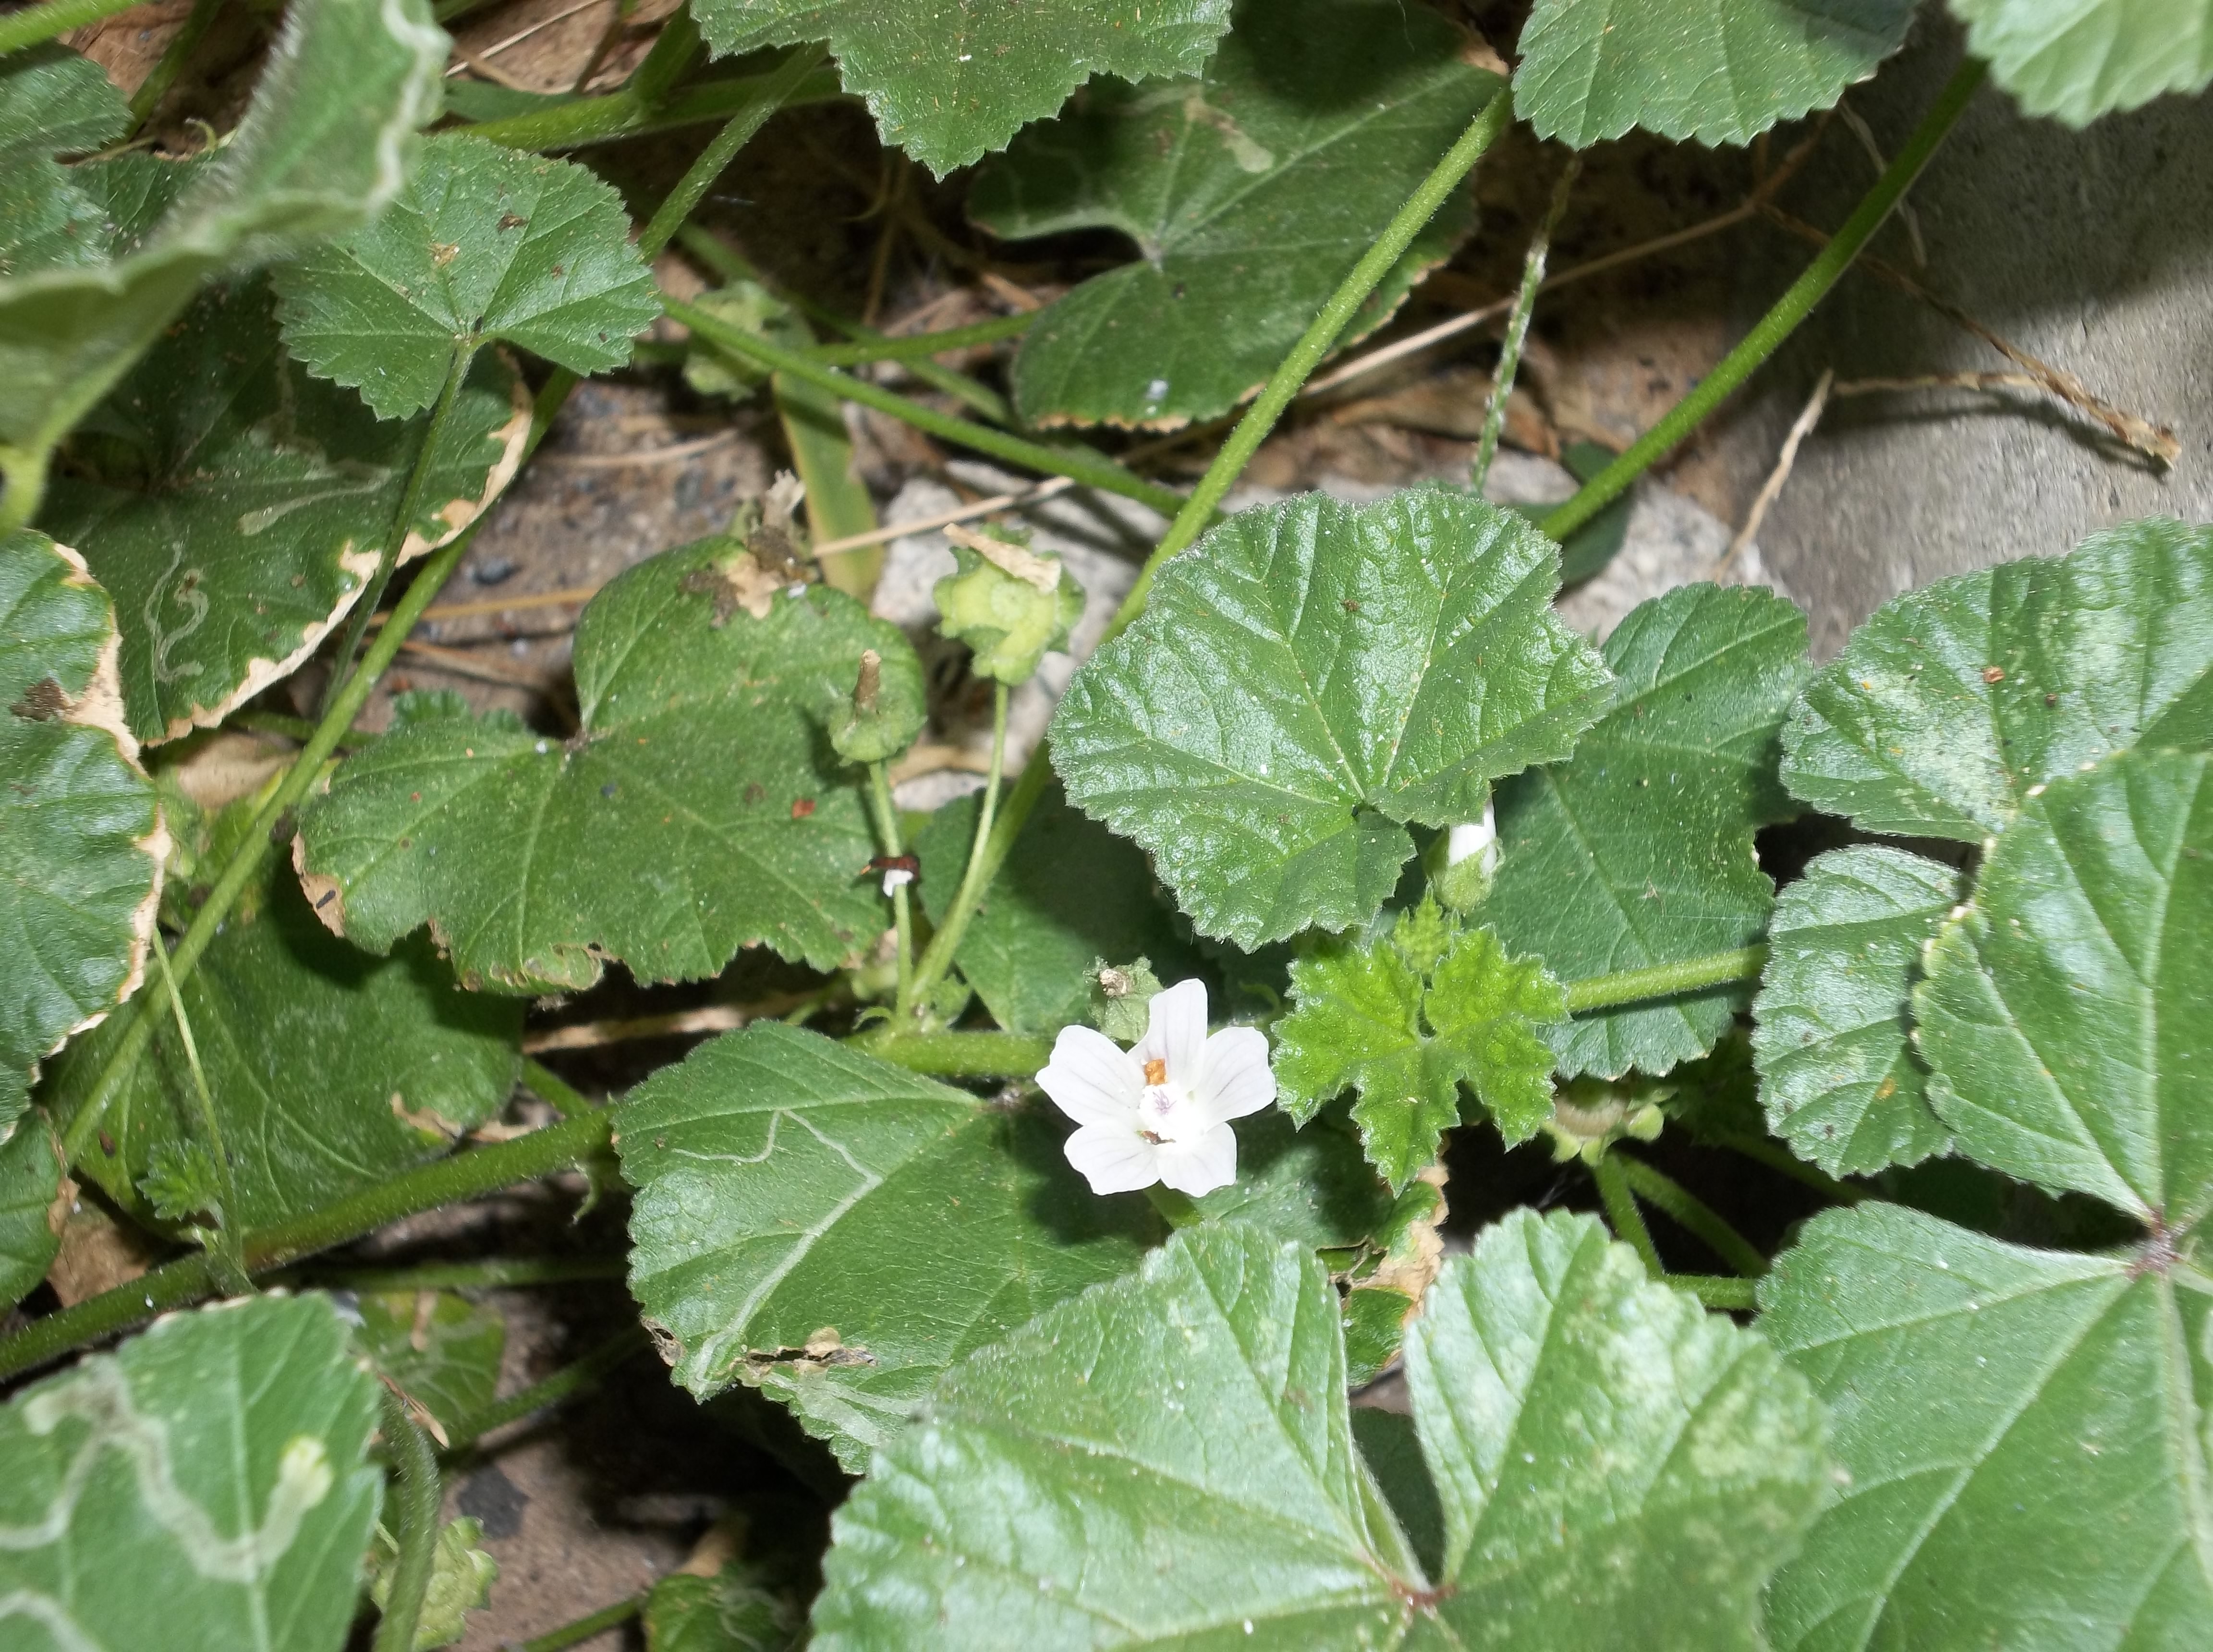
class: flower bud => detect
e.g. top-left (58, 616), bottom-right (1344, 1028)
top-left (931, 525), bottom-right (1083, 685)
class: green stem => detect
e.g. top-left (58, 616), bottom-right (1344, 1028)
top-left (372, 1389), bottom-right (443, 1652)
top-left (229, 710), bottom-right (380, 747)
top-left (151, 938), bottom-right (248, 1294)
top-left (636, 47), bottom-right (823, 258)
top-left (1563, 945), bottom-right (1766, 1016)
top-left (1146, 1186), bottom-right (1203, 1229)
top-left (1673, 1274), bottom-right (1758, 1312)
top-left (866, 762), bottom-right (914, 1006)
top-left (625, 4), bottom-right (699, 111)
top-left (517, 1595), bottom-right (646, 1652)
top-left (0, 444), bottom-right (46, 538)
top-left (854, 1030), bottom-right (1053, 1079)
top-left (0, 0), bottom-right (138, 55)
top-left (905, 682), bottom-right (1008, 1017)
top-left (321, 340), bottom-right (476, 718)
top-left (805, 312), bottom-right (1036, 366)
top-left (1615, 1157), bottom-right (1767, 1278)
top-left (127, 0), bottom-right (222, 128)
top-left (1473, 152), bottom-right (1579, 494)
top-left (442, 1326), bottom-right (649, 1452)
top-left (665, 295), bottom-right (1187, 518)
top-left (521, 1057), bottom-right (598, 1118)
top-left (1715, 1133), bottom-right (1869, 1204)
top-left (1591, 1152), bottom-right (1665, 1280)
top-left (1540, 59), bottom-right (1986, 542)
top-left (461, 62), bottom-right (840, 153)
top-left (284, 1256), bottom-right (624, 1293)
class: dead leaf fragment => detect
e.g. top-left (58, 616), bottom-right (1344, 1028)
top-left (945, 523), bottom-right (1061, 593)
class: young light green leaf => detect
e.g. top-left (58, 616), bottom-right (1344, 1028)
top-left (273, 134), bottom-right (662, 420)
top-left (1761, 1202), bottom-right (2213, 1651)
top-left (913, 778), bottom-right (1204, 1036)
top-left (1753, 845), bottom-right (1960, 1176)
top-left (1915, 747), bottom-right (2213, 1227)
top-left (367, 1515), bottom-right (499, 1650)
top-left (0, 1115), bottom-right (65, 1313)
top-left (0, 0), bottom-right (446, 525)
top-left (931, 531), bottom-right (1082, 685)
top-left (49, 850), bottom-right (520, 1230)
top-left (41, 277), bottom-right (530, 743)
top-left (355, 1289), bottom-right (506, 1441)
top-left (0, 530), bottom-right (164, 1121)
top-left (968, 0), bottom-right (1499, 428)
top-left (1514, 0), bottom-right (1915, 147)
top-left (1274, 911), bottom-right (1565, 1190)
top-left (1952, 0), bottom-right (2213, 125)
top-left (1484, 582), bottom-right (1811, 1079)
top-left (1780, 516), bottom-right (2213, 839)
top-left (0, 1292), bottom-right (385, 1652)
top-left (296, 541), bottom-right (922, 989)
top-left (1052, 487), bottom-right (1612, 949)
top-left (810, 1214), bottom-right (1829, 1649)
top-left (686, 0), bottom-right (1232, 176)
top-left (645, 1560), bottom-right (800, 1652)
top-left (0, 47), bottom-right (132, 277)
top-left (619, 1023), bottom-right (1151, 1471)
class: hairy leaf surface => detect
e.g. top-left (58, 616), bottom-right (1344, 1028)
top-left (1485, 583), bottom-right (1810, 1078)
top-left (645, 1560), bottom-right (799, 1652)
top-left (0, 47), bottom-right (132, 277)
top-left (619, 1023), bottom-right (1151, 1470)
top-left (1762, 1203), bottom-right (2213, 1651)
top-left (1780, 517), bottom-right (2213, 839)
top-left (1915, 748), bottom-right (2213, 1225)
top-left (1953, 0), bottom-right (2213, 125)
top-left (1274, 914), bottom-right (1564, 1189)
top-left (1052, 487), bottom-right (1611, 948)
top-left (296, 542), bottom-right (923, 988)
top-left (0, 0), bottom-right (445, 513)
top-left (686, 0), bottom-right (1232, 175)
top-left (0, 530), bottom-right (163, 1120)
top-left (1752, 845), bottom-right (1959, 1176)
top-left (42, 278), bottom-right (528, 742)
top-left (1515, 0), bottom-right (1915, 146)
top-left (273, 134), bottom-right (661, 419)
top-left (0, 1293), bottom-right (384, 1652)
top-left (969, 0), bottom-right (1498, 428)
top-left (51, 854), bottom-right (521, 1229)
top-left (811, 1213), bottom-right (1828, 1648)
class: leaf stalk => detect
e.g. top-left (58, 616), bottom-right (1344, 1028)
top-left (905, 681), bottom-right (1009, 1018)
top-left (1615, 1155), bottom-right (1767, 1278)
top-left (372, 1388), bottom-right (443, 1652)
top-left (865, 760), bottom-right (915, 1006)
top-left (1472, 152), bottom-right (1579, 494)
top-left (151, 937), bottom-right (250, 1295)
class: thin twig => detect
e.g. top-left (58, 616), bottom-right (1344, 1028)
top-left (814, 474), bottom-right (1077, 556)
top-left (540, 430), bottom-right (736, 467)
top-left (1721, 366), bottom-right (1832, 574)
top-left (522, 1000), bottom-right (805, 1053)
top-left (1473, 152), bottom-right (1580, 492)
top-left (446, 0), bottom-right (611, 75)
top-left (1835, 100), bottom-right (1927, 268)
top-left (397, 638), bottom-right (560, 689)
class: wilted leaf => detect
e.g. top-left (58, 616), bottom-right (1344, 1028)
top-left (1952, 0), bottom-right (2213, 125)
top-left (296, 540), bottom-right (924, 989)
top-left (1052, 487), bottom-right (1611, 949)
top-left (273, 134), bottom-right (661, 420)
top-left (1752, 845), bottom-right (1959, 1176)
top-left (970, 0), bottom-right (1499, 427)
top-left (0, 1293), bottom-right (384, 1652)
top-left (619, 1022), bottom-right (1151, 1470)
top-left (685, 0), bottom-right (1232, 175)
top-left (1484, 582), bottom-right (1810, 1079)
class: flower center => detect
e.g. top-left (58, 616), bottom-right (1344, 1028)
top-left (1136, 1079), bottom-right (1201, 1146)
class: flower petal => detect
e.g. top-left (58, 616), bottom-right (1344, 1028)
top-left (1063, 1124), bottom-right (1162, 1194)
top-left (1136, 977), bottom-right (1208, 1088)
top-left (1197, 1025), bottom-right (1275, 1122)
top-left (1036, 1024), bottom-right (1142, 1128)
top-left (1155, 1122), bottom-right (1238, 1197)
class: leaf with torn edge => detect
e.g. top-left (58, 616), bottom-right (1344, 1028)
top-left (0, 528), bottom-right (165, 1124)
top-left (49, 849), bottom-right (521, 1229)
top-left (295, 539), bottom-right (925, 989)
top-left (684, 0), bottom-right (1232, 176)
top-left (1752, 844), bottom-right (1959, 1177)
top-left (41, 276), bottom-right (530, 744)
top-left (273, 133), bottom-right (662, 420)
top-left (1484, 582), bottom-right (1810, 1079)
top-left (1052, 486), bottom-right (1611, 949)
top-left (810, 1212), bottom-right (1829, 1649)
top-left (0, 1293), bottom-right (384, 1652)
top-left (619, 1022), bottom-right (1151, 1472)
top-left (1274, 907), bottom-right (1565, 1190)
top-left (969, 0), bottom-right (1500, 428)
top-left (1780, 516), bottom-right (2213, 840)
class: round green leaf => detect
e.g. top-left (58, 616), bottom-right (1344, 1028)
top-left (1953, 0), bottom-right (2213, 125)
top-left (1051, 486), bottom-right (1611, 949)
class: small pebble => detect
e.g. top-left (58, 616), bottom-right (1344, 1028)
top-left (472, 556), bottom-right (518, 585)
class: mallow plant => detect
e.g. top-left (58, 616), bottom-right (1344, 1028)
top-left (0, 0), bottom-right (2208, 1645)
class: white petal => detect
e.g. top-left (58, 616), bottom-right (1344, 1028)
top-left (1036, 1025), bottom-right (1142, 1128)
top-left (1197, 1026), bottom-right (1275, 1122)
top-left (1063, 1125), bottom-right (1162, 1194)
top-left (1136, 978), bottom-right (1209, 1087)
top-left (1155, 1122), bottom-right (1238, 1197)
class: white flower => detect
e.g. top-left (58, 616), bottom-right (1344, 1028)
top-left (1035, 979), bottom-right (1274, 1197)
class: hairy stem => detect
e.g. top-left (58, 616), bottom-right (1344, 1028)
top-left (151, 939), bottom-right (249, 1294)
top-left (865, 762), bottom-right (915, 1007)
top-left (127, 0), bottom-right (222, 129)
top-left (286, 1256), bottom-right (624, 1293)
top-left (636, 47), bottom-right (823, 257)
top-left (517, 1595), bottom-right (646, 1652)
top-left (1616, 1156), bottom-right (1767, 1278)
top-left (805, 312), bottom-right (1035, 366)
top-left (372, 1389), bottom-right (443, 1652)
top-left (0, 0), bottom-right (139, 54)
top-left (442, 1325), bottom-right (650, 1452)
top-left (1473, 152), bottom-right (1579, 493)
top-left (1591, 1152), bottom-right (1665, 1280)
top-left (906, 682), bottom-right (1009, 1017)
top-left (1674, 1274), bottom-right (1758, 1312)
top-left (463, 63), bottom-right (841, 152)
top-left (1146, 1186), bottom-right (1203, 1229)
top-left (855, 1029), bottom-right (1054, 1079)
top-left (1563, 945), bottom-right (1767, 1016)
top-left (1540, 59), bottom-right (1987, 542)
